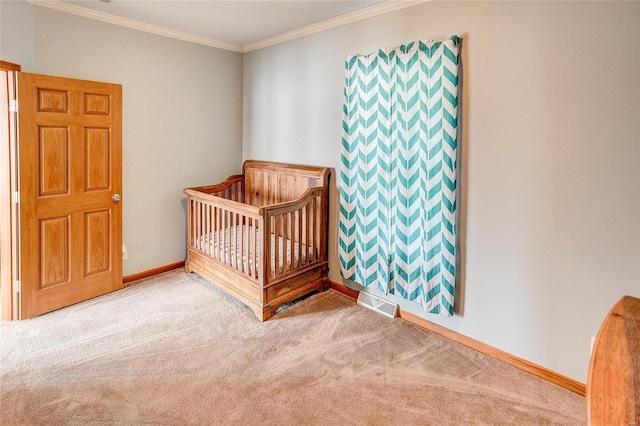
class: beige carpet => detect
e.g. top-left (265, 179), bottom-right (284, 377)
top-left (1, 270), bottom-right (584, 425)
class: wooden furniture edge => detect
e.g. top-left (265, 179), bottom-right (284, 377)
top-left (586, 295), bottom-right (640, 424)
top-left (123, 261), bottom-right (186, 284)
top-left (328, 280), bottom-right (586, 396)
top-left (243, 159), bottom-right (330, 179)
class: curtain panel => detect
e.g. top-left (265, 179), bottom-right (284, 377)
top-left (339, 37), bottom-right (460, 316)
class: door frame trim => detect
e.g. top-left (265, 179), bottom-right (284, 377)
top-left (0, 61), bottom-right (21, 72)
top-left (1, 61), bottom-right (21, 320)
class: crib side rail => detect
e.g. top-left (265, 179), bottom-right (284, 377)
top-left (186, 175), bottom-right (245, 202)
top-left (186, 190), bottom-right (263, 283)
top-left (262, 187), bottom-right (326, 283)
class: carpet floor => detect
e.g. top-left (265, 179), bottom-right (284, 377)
top-left (1, 270), bottom-right (585, 425)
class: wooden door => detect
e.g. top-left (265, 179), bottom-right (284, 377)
top-left (17, 73), bottom-right (122, 319)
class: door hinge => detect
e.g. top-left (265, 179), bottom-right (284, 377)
top-left (12, 191), bottom-right (19, 204)
top-left (9, 100), bottom-right (17, 112)
top-left (14, 280), bottom-right (20, 293)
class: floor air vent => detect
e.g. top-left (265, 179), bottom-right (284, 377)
top-left (357, 292), bottom-right (398, 319)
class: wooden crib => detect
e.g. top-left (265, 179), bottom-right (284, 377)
top-left (184, 160), bottom-right (331, 321)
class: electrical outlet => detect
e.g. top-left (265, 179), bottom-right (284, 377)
top-left (122, 244), bottom-right (128, 260)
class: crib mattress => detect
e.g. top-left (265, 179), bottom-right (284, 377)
top-left (197, 225), bottom-right (311, 276)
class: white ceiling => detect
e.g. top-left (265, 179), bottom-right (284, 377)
top-left (45, 0), bottom-right (398, 51)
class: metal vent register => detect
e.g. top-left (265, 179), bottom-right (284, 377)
top-left (357, 292), bottom-right (398, 319)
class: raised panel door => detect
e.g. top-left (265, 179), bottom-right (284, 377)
top-left (18, 73), bottom-right (122, 318)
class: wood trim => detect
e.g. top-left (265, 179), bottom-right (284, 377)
top-left (1, 68), bottom-right (19, 320)
top-left (27, 0), bottom-right (243, 52)
top-left (399, 310), bottom-right (586, 396)
top-left (26, 0), bottom-right (429, 53)
top-left (123, 261), bottom-right (185, 284)
top-left (242, 0), bottom-right (429, 52)
top-left (0, 61), bottom-right (21, 71)
top-left (330, 280), bottom-right (360, 300)
top-left (328, 280), bottom-right (586, 396)
top-left (0, 70), bottom-right (13, 320)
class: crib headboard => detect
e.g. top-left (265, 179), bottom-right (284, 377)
top-left (243, 160), bottom-right (330, 207)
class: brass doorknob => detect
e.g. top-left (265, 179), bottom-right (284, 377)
top-left (112, 193), bottom-right (121, 202)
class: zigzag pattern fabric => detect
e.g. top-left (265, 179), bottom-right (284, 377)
top-left (339, 37), bottom-right (459, 316)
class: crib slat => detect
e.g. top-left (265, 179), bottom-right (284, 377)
top-left (212, 206), bottom-right (217, 259)
top-left (249, 218), bottom-right (257, 278)
top-left (214, 206), bottom-right (218, 259)
top-left (210, 205), bottom-right (214, 256)
top-left (281, 213), bottom-right (286, 274)
top-left (297, 208), bottom-right (302, 269)
top-left (254, 220), bottom-right (258, 279)
top-left (188, 199), bottom-right (191, 248)
top-left (247, 218), bottom-right (251, 276)
top-left (196, 201), bottom-right (201, 251)
top-left (267, 216), bottom-right (281, 278)
top-left (244, 216), bottom-right (248, 274)
top-left (228, 210), bottom-right (232, 266)
top-left (235, 212), bottom-right (239, 268)
top-left (194, 200), bottom-right (198, 250)
top-left (247, 218), bottom-right (252, 276)
top-left (289, 211), bottom-right (294, 272)
top-left (232, 211), bottom-right (237, 268)
top-left (240, 215), bottom-right (244, 272)
top-left (213, 207), bottom-right (222, 258)
top-left (188, 199), bottom-right (193, 248)
top-left (219, 207), bottom-right (223, 261)
top-left (253, 219), bottom-right (257, 279)
top-left (207, 203), bottom-right (215, 256)
top-left (307, 203), bottom-right (312, 265)
top-left (203, 203), bottom-right (206, 254)
top-left (315, 196), bottom-right (321, 262)
top-left (237, 213), bottom-right (241, 271)
top-left (277, 214), bottom-right (287, 275)
top-left (237, 215), bottom-right (241, 271)
top-left (222, 208), bottom-right (226, 262)
top-left (203, 203), bottom-right (207, 254)
top-left (309, 198), bottom-right (316, 262)
top-left (240, 214), bottom-right (244, 273)
top-left (282, 213), bottom-right (288, 273)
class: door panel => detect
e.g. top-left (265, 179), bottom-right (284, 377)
top-left (38, 126), bottom-right (70, 196)
top-left (84, 209), bottom-right (111, 276)
top-left (39, 215), bottom-right (70, 288)
top-left (85, 128), bottom-right (110, 191)
top-left (18, 73), bottom-right (122, 319)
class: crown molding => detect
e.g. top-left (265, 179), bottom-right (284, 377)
top-left (26, 0), bottom-right (244, 53)
top-left (242, 0), bottom-right (429, 52)
top-left (27, 0), bottom-right (429, 54)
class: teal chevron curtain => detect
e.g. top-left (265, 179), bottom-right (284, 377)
top-left (339, 37), bottom-right (459, 316)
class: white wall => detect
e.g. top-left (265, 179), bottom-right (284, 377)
top-left (0, 0), bottom-right (36, 70)
top-left (243, 1), bottom-right (640, 382)
top-left (1, 1), bottom-right (244, 275)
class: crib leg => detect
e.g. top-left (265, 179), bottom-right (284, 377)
top-left (253, 304), bottom-right (273, 322)
top-left (320, 277), bottom-right (330, 292)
